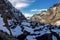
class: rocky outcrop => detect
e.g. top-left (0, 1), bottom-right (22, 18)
top-left (0, 0), bottom-right (26, 36)
top-left (0, 30), bottom-right (18, 40)
top-left (31, 2), bottom-right (60, 26)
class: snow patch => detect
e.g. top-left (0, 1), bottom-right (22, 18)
top-left (21, 21), bottom-right (30, 26)
top-left (52, 35), bottom-right (57, 40)
top-left (55, 20), bottom-right (60, 26)
top-left (0, 17), bottom-right (10, 34)
top-left (26, 35), bottom-right (36, 40)
top-left (24, 27), bottom-right (34, 34)
top-left (11, 25), bottom-right (23, 37)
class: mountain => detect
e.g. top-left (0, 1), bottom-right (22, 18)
top-left (0, 0), bottom-right (26, 36)
top-left (31, 2), bottom-right (60, 26)
top-left (0, 0), bottom-right (60, 40)
top-left (0, 0), bottom-right (26, 39)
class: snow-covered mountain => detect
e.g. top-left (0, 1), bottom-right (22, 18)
top-left (0, 0), bottom-right (60, 40)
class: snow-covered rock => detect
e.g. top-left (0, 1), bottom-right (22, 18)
top-left (11, 25), bottom-right (23, 37)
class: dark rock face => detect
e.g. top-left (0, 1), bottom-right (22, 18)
top-left (0, 0), bottom-right (27, 40)
top-left (0, 0), bottom-right (26, 21)
top-left (17, 31), bottom-right (30, 40)
top-left (0, 30), bottom-right (18, 40)
top-left (36, 33), bottom-right (52, 40)
top-left (36, 31), bottom-right (60, 40)
top-left (0, 0), bottom-right (26, 35)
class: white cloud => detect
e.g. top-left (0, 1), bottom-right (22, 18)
top-left (15, 3), bottom-right (29, 8)
top-left (31, 9), bottom-right (47, 12)
top-left (23, 13), bottom-right (33, 18)
top-left (8, 0), bottom-right (35, 9)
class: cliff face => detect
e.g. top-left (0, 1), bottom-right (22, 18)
top-left (0, 0), bottom-right (26, 35)
top-left (0, 0), bottom-right (26, 21)
top-left (0, 0), bottom-right (26, 40)
top-left (31, 2), bottom-right (60, 26)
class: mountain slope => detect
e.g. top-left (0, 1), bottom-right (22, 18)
top-left (0, 0), bottom-right (60, 40)
top-left (31, 2), bottom-right (60, 26)
top-left (0, 0), bottom-right (26, 35)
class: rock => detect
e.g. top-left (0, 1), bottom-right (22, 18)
top-left (0, 0), bottom-right (26, 36)
top-left (31, 2), bottom-right (60, 26)
top-left (0, 30), bottom-right (18, 40)
top-left (36, 33), bottom-right (52, 40)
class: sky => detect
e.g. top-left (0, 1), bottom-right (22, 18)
top-left (9, 0), bottom-right (59, 17)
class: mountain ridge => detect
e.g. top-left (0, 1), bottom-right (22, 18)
top-left (31, 2), bottom-right (60, 26)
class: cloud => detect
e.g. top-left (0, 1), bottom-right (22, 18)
top-left (8, 0), bottom-right (35, 9)
top-left (31, 9), bottom-right (47, 12)
top-left (15, 3), bottom-right (29, 8)
top-left (23, 13), bottom-right (33, 18)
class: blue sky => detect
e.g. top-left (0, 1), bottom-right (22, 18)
top-left (9, 0), bottom-right (59, 17)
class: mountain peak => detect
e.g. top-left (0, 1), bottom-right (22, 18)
top-left (51, 2), bottom-right (60, 8)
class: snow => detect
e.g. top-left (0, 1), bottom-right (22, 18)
top-left (24, 26), bottom-right (34, 34)
top-left (0, 0), bottom-right (60, 40)
top-left (0, 16), bottom-right (10, 34)
top-left (34, 31), bottom-right (40, 34)
top-left (11, 25), bottom-right (23, 37)
top-left (52, 35), bottom-right (57, 40)
top-left (55, 20), bottom-right (60, 26)
top-left (21, 21), bottom-right (30, 26)
top-left (26, 35), bottom-right (36, 40)
top-left (34, 25), bottom-right (44, 29)
top-left (40, 27), bottom-right (50, 34)
top-left (40, 12), bottom-right (47, 16)
top-left (52, 28), bottom-right (60, 36)
top-left (7, 20), bottom-right (13, 25)
top-left (53, 7), bottom-right (56, 11)
top-left (0, 15), bottom-right (60, 40)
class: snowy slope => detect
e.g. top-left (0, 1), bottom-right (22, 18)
top-left (0, 18), bottom-right (60, 40)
